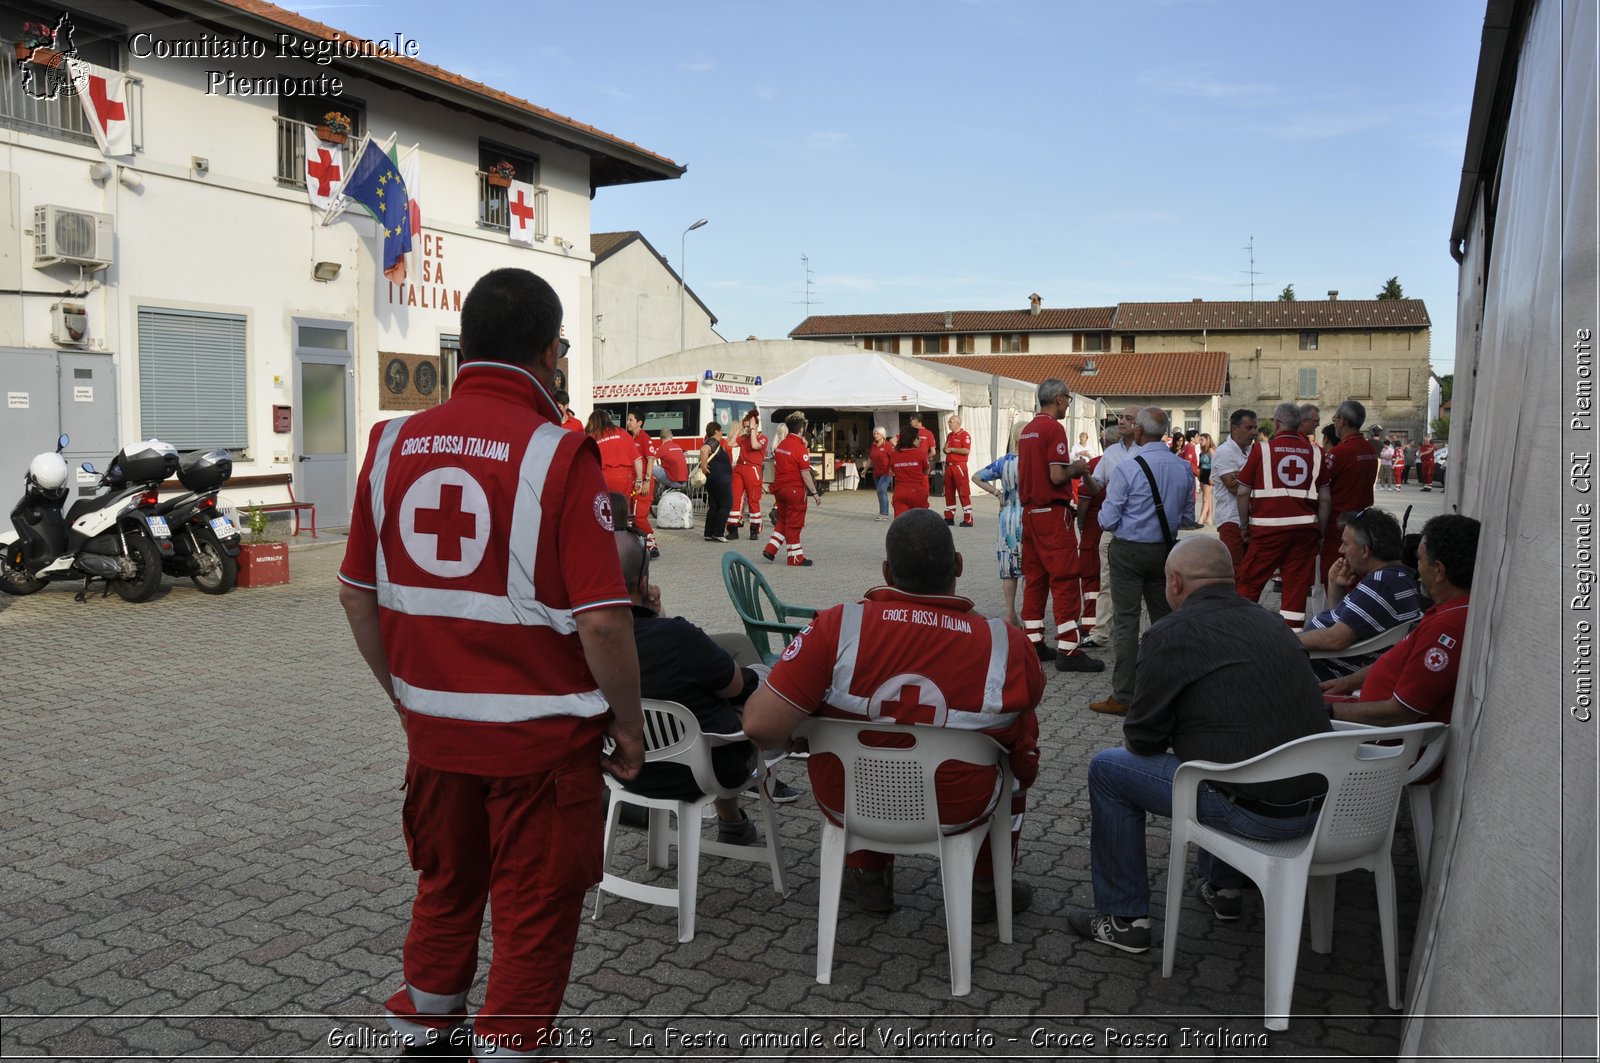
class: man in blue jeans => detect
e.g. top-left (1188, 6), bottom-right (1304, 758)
top-left (1068, 536), bottom-right (1332, 952)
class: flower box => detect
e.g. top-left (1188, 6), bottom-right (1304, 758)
top-left (236, 541), bottom-right (290, 587)
top-left (486, 172), bottom-right (512, 188)
top-left (15, 43), bottom-right (62, 66)
top-left (314, 125), bottom-right (347, 145)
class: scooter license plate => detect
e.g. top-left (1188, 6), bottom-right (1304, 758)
top-left (210, 516), bottom-right (234, 535)
top-left (145, 515), bottom-right (171, 538)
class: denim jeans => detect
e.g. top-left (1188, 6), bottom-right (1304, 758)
top-left (875, 474), bottom-right (892, 516)
top-left (1087, 746), bottom-right (1321, 918)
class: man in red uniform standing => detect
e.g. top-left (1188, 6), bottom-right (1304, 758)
top-left (910, 413), bottom-right (938, 460)
top-left (764, 412), bottom-right (822, 567)
top-left (743, 509), bottom-right (1043, 916)
top-left (1418, 436), bottom-right (1437, 492)
top-left (338, 267), bottom-right (644, 1058)
top-left (1017, 377), bottom-right (1102, 672)
top-left (942, 414), bottom-right (974, 527)
top-left (625, 412), bottom-right (659, 558)
top-left (728, 411), bottom-right (769, 541)
top-left (1320, 399), bottom-right (1378, 584)
top-left (1236, 401), bottom-right (1331, 631)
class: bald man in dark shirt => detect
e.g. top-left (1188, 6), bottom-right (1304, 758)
top-left (1067, 537), bottom-right (1333, 954)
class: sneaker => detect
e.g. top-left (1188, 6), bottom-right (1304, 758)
top-left (972, 877), bottom-right (1034, 922)
top-left (1066, 909), bottom-right (1152, 954)
top-left (875, 515), bottom-right (890, 521)
top-left (1034, 641), bottom-right (1057, 662)
top-left (1196, 879), bottom-right (1243, 922)
top-left (841, 866), bottom-right (894, 913)
top-left (769, 780), bottom-right (802, 804)
top-left (1420, 486), bottom-right (1432, 492)
top-left (1089, 696), bottom-right (1129, 715)
top-left (704, 535), bottom-right (728, 543)
top-left (1078, 633), bottom-right (1106, 649)
top-left (716, 811), bottom-right (759, 846)
top-left (1056, 653), bottom-right (1105, 673)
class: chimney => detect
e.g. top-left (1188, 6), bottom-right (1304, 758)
top-left (1192, 297), bottom-right (1203, 303)
top-left (1327, 290), bottom-right (1339, 301)
top-left (1028, 293), bottom-right (1042, 316)
top-left (944, 311), bottom-right (954, 330)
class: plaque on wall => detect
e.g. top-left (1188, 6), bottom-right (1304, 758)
top-left (379, 353), bottom-right (444, 411)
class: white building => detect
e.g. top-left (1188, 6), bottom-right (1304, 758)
top-left (590, 231), bottom-right (721, 383)
top-left (1, 0), bottom-right (681, 526)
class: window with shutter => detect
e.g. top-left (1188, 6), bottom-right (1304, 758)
top-left (991, 334), bottom-right (1000, 353)
top-left (1072, 334), bottom-right (1083, 352)
top-left (138, 307), bottom-right (248, 450)
top-left (1258, 366), bottom-right (1282, 398)
top-left (1121, 334), bottom-right (1135, 353)
top-left (956, 335), bottom-right (975, 354)
top-left (1388, 368), bottom-right (1410, 398)
top-left (1350, 367), bottom-right (1371, 397)
top-left (1298, 368), bottom-right (1319, 397)
top-left (1020, 334), bottom-right (1029, 353)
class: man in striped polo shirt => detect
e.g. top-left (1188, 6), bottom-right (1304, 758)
top-left (1299, 507), bottom-right (1423, 682)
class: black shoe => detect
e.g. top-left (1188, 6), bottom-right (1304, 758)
top-left (749, 526), bottom-right (760, 540)
top-left (716, 811), bottom-right (759, 846)
top-left (972, 878), bottom-right (1034, 922)
top-left (945, 515), bottom-right (956, 526)
top-left (788, 558), bottom-right (815, 567)
top-left (1034, 641), bottom-right (1057, 662)
top-left (841, 866), bottom-right (894, 913)
top-left (1197, 879), bottom-right (1243, 922)
top-left (769, 780), bottom-right (802, 804)
top-left (649, 548), bottom-right (661, 560)
top-left (762, 548), bottom-right (778, 562)
top-left (1056, 653), bottom-right (1105, 673)
top-left (1066, 909), bottom-right (1152, 954)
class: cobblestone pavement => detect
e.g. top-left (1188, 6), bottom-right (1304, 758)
top-left (0, 485), bottom-right (1445, 1061)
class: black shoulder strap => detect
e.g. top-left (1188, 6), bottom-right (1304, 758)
top-left (1134, 456), bottom-right (1176, 547)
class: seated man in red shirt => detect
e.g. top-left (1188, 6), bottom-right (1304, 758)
top-left (743, 509), bottom-right (1043, 919)
top-left (653, 428), bottom-right (689, 489)
top-left (1324, 515), bottom-right (1479, 772)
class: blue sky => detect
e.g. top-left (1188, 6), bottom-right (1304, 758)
top-left (288, 0), bottom-right (1483, 372)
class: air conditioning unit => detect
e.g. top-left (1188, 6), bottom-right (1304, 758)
top-left (33, 205), bottom-right (115, 270)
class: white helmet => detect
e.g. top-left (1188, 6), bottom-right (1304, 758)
top-left (29, 451), bottom-right (69, 490)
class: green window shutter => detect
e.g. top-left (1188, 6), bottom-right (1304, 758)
top-left (138, 307), bottom-right (248, 450)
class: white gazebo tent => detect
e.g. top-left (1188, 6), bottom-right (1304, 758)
top-left (757, 352), bottom-right (957, 417)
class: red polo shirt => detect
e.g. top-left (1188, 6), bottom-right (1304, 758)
top-left (1017, 412), bottom-right (1074, 508)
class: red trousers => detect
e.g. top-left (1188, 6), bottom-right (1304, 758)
top-left (728, 464), bottom-right (764, 530)
top-left (1218, 521), bottom-right (1246, 571)
top-left (943, 463), bottom-right (972, 521)
top-left (1236, 524), bottom-right (1320, 629)
top-left (1077, 515), bottom-right (1103, 633)
top-left (630, 488), bottom-right (653, 542)
top-left (1318, 520), bottom-right (1345, 586)
top-left (386, 755), bottom-right (604, 1053)
top-left (764, 482), bottom-right (809, 564)
top-left (892, 483), bottom-right (929, 516)
top-left (1420, 457), bottom-right (1436, 486)
top-left (1021, 506), bottom-right (1084, 654)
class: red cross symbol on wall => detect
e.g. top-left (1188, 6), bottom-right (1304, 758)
top-left (88, 74), bottom-right (125, 130)
top-left (880, 683), bottom-right (938, 725)
top-left (415, 483), bottom-right (478, 562)
top-left (510, 189), bottom-right (536, 230)
top-left (307, 148), bottom-right (342, 196)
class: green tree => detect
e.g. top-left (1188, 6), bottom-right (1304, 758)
top-left (1431, 415), bottom-right (1450, 441)
top-left (1377, 276), bottom-right (1405, 300)
top-left (1278, 284), bottom-right (1296, 301)
top-left (1438, 373), bottom-right (1453, 404)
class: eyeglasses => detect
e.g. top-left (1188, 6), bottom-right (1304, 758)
top-left (557, 338), bottom-right (570, 358)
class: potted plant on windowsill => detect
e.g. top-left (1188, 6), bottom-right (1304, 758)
top-left (485, 160), bottom-right (516, 188)
top-left (14, 21), bottom-right (59, 63)
top-left (315, 111), bottom-right (352, 145)
top-left (236, 506), bottom-right (290, 588)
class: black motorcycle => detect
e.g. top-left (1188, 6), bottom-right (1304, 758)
top-left (145, 449), bottom-right (240, 594)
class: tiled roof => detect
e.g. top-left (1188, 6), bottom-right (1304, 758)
top-left (206, 0), bottom-right (683, 187)
top-left (1112, 299), bottom-right (1430, 331)
top-left (922, 352), bottom-right (1230, 398)
top-left (790, 306), bottom-right (1116, 337)
top-left (590, 231), bottom-right (638, 261)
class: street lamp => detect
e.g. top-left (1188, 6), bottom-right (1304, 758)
top-left (634, 291), bottom-right (649, 363)
top-left (680, 217), bottom-right (708, 352)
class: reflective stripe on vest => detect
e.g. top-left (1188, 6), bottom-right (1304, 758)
top-left (1256, 438), bottom-right (1322, 502)
top-left (372, 420), bottom-right (576, 632)
top-left (822, 601), bottom-right (1017, 728)
top-left (391, 676), bottom-right (608, 724)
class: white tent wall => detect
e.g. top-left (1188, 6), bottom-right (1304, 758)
top-left (1403, 1), bottom-right (1598, 1058)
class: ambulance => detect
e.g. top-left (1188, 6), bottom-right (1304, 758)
top-left (587, 371), bottom-right (761, 450)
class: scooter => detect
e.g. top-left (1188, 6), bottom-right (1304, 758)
top-left (146, 449), bottom-right (240, 594)
top-left (1, 435), bottom-right (176, 603)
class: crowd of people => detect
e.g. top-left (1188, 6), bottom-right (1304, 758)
top-left (336, 267), bottom-right (1478, 1055)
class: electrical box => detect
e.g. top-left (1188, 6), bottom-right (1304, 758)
top-left (273, 405), bottom-right (292, 433)
top-left (50, 301), bottom-right (88, 346)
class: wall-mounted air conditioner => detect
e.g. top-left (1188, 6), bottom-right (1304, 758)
top-left (33, 205), bottom-right (115, 270)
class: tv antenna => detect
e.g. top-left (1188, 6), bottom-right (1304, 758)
top-left (1240, 236), bottom-right (1262, 301)
top-left (795, 254), bottom-right (823, 316)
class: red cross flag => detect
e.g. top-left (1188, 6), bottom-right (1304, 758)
top-left (68, 59), bottom-right (132, 158)
top-left (303, 125), bottom-right (343, 211)
top-left (508, 178), bottom-right (538, 246)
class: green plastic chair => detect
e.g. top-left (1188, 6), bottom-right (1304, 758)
top-left (720, 551), bottom-right (818, 665)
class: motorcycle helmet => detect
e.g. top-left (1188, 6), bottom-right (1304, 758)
top-left (28, 451), bottom-right (68, 491)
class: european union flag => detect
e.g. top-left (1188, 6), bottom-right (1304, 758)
top-left (340, 137), bottom-right (412, 283)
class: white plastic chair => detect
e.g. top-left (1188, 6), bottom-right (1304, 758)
top-left (1161, 722), bottom-right (1445, 1030)
top-left (593, 699), bottom-right (788, 943)
top-left (1305, 620), bottom-right (1415, 660)
top-left (795, 718), bottom-right (1014, 997)
top-left (1332, 719), bottom-right (1450, 878)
